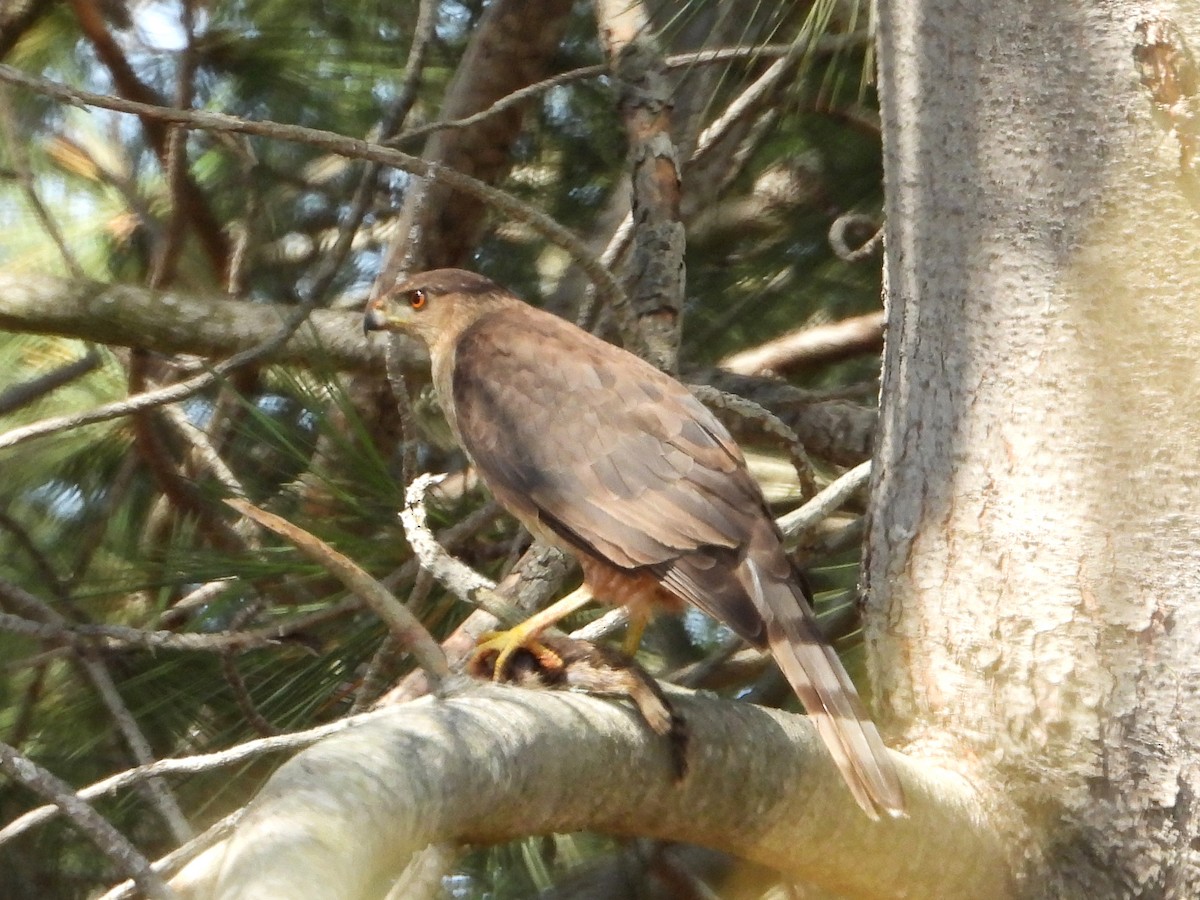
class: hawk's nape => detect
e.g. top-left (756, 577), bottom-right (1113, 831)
top-left (364, 268), bottom-right (906, 819)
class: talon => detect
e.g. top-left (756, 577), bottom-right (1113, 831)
top-left (469, 626), bottom-right (565, 681)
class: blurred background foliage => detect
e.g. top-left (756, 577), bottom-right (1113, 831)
top-left (0, 0), bottom-right (885, 896)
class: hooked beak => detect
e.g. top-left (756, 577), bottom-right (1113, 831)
top-left (363, 294), bottom-right (400, 335)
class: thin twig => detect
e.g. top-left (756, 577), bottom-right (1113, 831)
top-left (0, 578), bottom-right (192, 842)
top-left (97, 809), bottom-right (244, 900)
top-left (390, 39), bottom-right (867, 147)
top-left (0, 509), bottom-right (72, 601)
top-left (226, 499), bottom-right (451, 686)
top-left (0, 299), bottom-right (317, 451)
top-left (157, 402), bottom-right (248, 500)
top-left (78, 653), bottom-right (193, 842)
top-left (220, 652), bottom-right (280, 737)
top-left (0, 87), bottom-right (87, 278)
top-left (0, 609), bottom-right (282, 654)
top-left (68, 0), bottom-right (228, 276)
top-left (0, 711), bottom-right (383, 847)
top-left (0, 63), bottom-right (623, 315)
top-left (400, 473), bottom-right (533, 627)
top-left (688, 383), bottom-right (818, 500)
top-left (829, 211), bottom-right (884, 263)
top-left (301, 0), bottom-right (438, 304)
top-left (0, 350), bottom-right (102, 417)
top-left (0, 741), bottom-right (177, 899)
top-left (777, 460), bottom-right (872, 543)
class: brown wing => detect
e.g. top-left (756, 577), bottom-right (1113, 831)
top-left (449, 303), bottom-right (905, 817)
top-left (449, 304), bottom-right (769, 641)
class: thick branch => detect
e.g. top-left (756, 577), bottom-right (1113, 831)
top-left (0, 274), bottom-right (880, 466)
top-left (596, 0), bottom-right (686, 370)
top-left (0, 272), bottom-right (405, 374)
top-left (720, 311), bottom-right (887, 376)
top-left (169, 686), bottom-right (1003, 900)
top-left (378, 0), bottom-right (575, 276)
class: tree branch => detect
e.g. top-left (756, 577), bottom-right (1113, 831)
top-left (0, 272), bottom-right (392, 374)
top-left (0, 274), bottom-right (882, 466)
top-left (0, 741), bottom-right (177, 900)
top-left (0, 63), bottom-right (623, 312)
top-left (720, 311), bottom-right (887, 376)
top-left (165, 686), bottom-right (1004, 900)
top-left (226, 498), bottom-right (451, 687)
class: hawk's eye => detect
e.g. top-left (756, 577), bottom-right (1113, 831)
top-left (409, 289), bottom-right (428, 310)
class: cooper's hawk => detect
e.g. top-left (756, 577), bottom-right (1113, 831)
top-left (364, 269), bottom-right (905, 818)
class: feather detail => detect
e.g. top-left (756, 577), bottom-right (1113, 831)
top-left (738, 545), bottom-right (906, 819)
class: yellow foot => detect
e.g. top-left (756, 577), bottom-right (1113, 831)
top-left (467, 584), bottom-right (597, 681)
top-left (469, 625), bottom-right (565, 682)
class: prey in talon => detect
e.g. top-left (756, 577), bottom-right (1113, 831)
top-left (470, 631), bottom-right (690, 781)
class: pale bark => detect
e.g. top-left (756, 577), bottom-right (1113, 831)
top-left (720, 311), bottom-right (886, 377)
top-left (871, 0), bottom-right (1200, 894)
top-left (168, 685), bottom-right (1001, 900)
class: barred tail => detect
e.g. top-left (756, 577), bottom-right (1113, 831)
top-left (742, 554), bottom-right (906, 819)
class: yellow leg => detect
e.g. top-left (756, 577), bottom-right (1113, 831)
top-left (475, 584), bottom-right (595, 679)
top-left (622, 605), bottom-right (650, 657)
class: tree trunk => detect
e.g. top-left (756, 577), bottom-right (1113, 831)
top-left (870, 0), bottom-right (1200, 895)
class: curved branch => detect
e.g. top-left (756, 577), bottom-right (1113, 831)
top-left (167, 686), bottom-right (1004, 900)
top-left (0, 741), bottom-right (176, 900)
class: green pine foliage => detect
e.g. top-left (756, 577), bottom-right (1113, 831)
top-left (0, 0), bottom-right (884, 895)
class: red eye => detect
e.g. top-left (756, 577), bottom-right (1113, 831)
top-left (409, 289), bottom-right (427, 310)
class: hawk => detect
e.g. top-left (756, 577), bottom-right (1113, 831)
top-left (364, 269), bottom-right (905, 818)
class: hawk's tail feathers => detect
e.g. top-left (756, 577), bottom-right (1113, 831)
top-left (745, 558), bottom-right (907, 820)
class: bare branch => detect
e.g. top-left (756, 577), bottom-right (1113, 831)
top-left (164, 686), bottom-right (1000, 900)
top-left (68, 0), bottom-right (228, 278)
top-left (400, 473), bottom-right (530, 628)
top-left (392, 38), bottom-right (869, 148)
top-left (98, 811), bottom-right (243, 900)
top-left (158, 402), bottom-right (248, 500)
top-left (595, 0), bottom-right (685, 369)
top-left (0, 86), bottom-right (87, 279)
top-left (829, 212), bottom-right (885, 263)
top-left (0, 578), bottom-right (287, 654)
top-left (226, 498), bottom-right (451, 686)
top-left (0, 348), bottom-right (101, 416)
top-left (0, 712), bottom-right (382, 846)
top-left (688, 382), bottom-right (818, 500)
top-left (0, 63), bottom-right (623, 313)
top-left (0, 273), bottom-right (388, 372)
top-left (0, 271), bottom-right (334, 450)
top-left (0, 578), bottom-right (192, 841)
top-left (0, 741), bottom-right (177, 899)
top-left (778, 461), bottom-right (872, 543)
top-left (300, 0), bottom-right (439, 306)
top-left (720, 311), bottom-right (887, 377)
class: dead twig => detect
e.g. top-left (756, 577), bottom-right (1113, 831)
top-left (226, 499), bottom-right (451, 686)
top-left (0, 741), bottom-right (177, 899)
